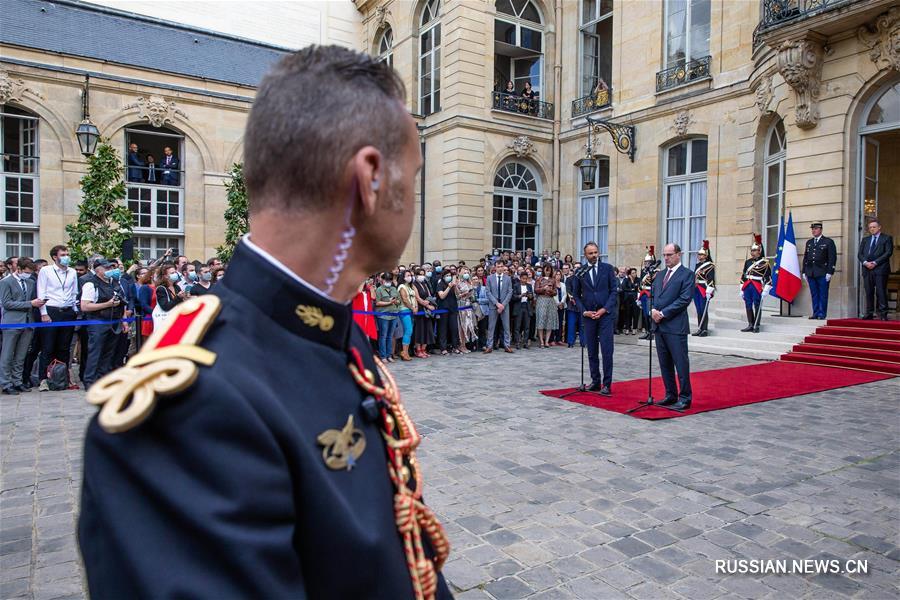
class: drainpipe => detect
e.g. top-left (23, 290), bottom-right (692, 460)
top-left (552, 0), bottom-right (563, 251)
top-left (418, 123), bottom-right (426, 265)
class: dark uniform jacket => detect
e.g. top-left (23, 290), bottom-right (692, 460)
top-left (78, 240), bottom-right (452, 599)
top-left (802, 236), bottom-right (837, 278)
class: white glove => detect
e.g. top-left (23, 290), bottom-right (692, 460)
top-left (706, 287), bottom-right (714, 299)
top-left (763, 284), bottom-right (772, 296)
top-left (739, 289), bottom-right (744, 300)
top-left (825, 273), bottom-right (832, 282)
top-left (802, 273), bottom-right (807, 281)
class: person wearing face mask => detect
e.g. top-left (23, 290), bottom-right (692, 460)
top-left (397, 271), bottom-right (417, 361)
top-left (429, 260), bottom-right (443, 290)
top-left (411, 268), bottom-right (436, 358)
top-left (36, 245), bottom-right (79, 390)
top-left (455, 268), bottom-right (476, 353)
top-left (152, 265), bottom-right (187, 328)
top-left (80, 259), bottom-right (125, 388)
top-left (106, 261), bottom-right (135, 372)
top-left (436, 269), bottom-right (460, 355)
top-left (374, 272), bottom-right (401, 362)
top-left (0, 259), bottom-right (46, 395)
top-left (188, 266), bottom-right (214, 296)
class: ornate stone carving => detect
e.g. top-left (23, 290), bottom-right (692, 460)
top-left (858, 7), bottom-right (900, 72)
top-left (671, 110), bottom-right (693, 136)
top-left (777, 38), bottom-right (824, 130)
top-left (506, 135), bottom-right (536, 158)
top-left (0, 70), bottom-right (44, 104)
top-left (374, 5), bottom-right (391, 29)
top-left (754, 75), bottom-right (774, 116)
top-left (123, 95), bottom-right (188, 128)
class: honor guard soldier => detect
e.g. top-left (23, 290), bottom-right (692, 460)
top-left (637, 246), bottom-right (660, 340)
top-left (802, 222), bottom-right (837, 320)
top-left (692, 240), bottom-right (715, 336)
top-left (740, 234), bottom-right (772, 333)
top-left (78, 46), bottom-right (452, 599)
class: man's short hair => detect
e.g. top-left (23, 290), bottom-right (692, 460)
top-left (244, 45), bottom-right (408, 214)
top-left (868, 218), bottom-right (881, 226)
top-left (18, 258), bottom-right (36, 271)
top-left (583, 242), bottom-right (599, 251)
top-left (669, 243), bottom-right (682, 253)
top-left (50, 245), bottom-right (68, 259)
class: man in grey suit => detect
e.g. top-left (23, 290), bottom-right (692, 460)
top-left (650, 243), bottom-right (694, 411)
top-left (484, 264), bottom-right (514, 353)
top-left (0, 258), bottom-right (47, 395)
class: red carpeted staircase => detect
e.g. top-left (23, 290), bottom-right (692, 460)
top-left (780, 318), bottom-right (900, 376)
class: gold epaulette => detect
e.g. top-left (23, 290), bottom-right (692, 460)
top-left (86, 296), bottom-right (222, 433)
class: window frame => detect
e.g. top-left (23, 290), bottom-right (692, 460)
top-left (578, 156), bottom-right (610, 262)
top-left (663, 138), bottom-right (708, 268)
top-left (663, 0), bottom-right (710, 69)
top-left (762, 119), bottom-right (786, 259)
top-left (579, 0), bottom-right (613, 97)
top-left (492, 162), bottom-right (543, 253)
top-left (1, 109), bottom-right (41, 233)
top-left (1, 230), bottom-right (38, 259)
top-left (494, 2), bottom-right (545, 98)
top-left (376, 26), bottom-right (394, 68)
top-left (419, 0), bottom-right (442, 116)
top-left (134, 235), bottom-right (182, 261)
top-left (124, 127), bottom-right (186, 240)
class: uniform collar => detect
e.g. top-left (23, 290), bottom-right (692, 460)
top-left (222, 239), bottom-right (352, 351)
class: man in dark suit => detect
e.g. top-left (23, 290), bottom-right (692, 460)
top-left (160, 146), bottom-right (180, 186)
top-left (571, 242), bottom-right (617, 395)
top-left (650, 243), bottom-right (694, 411)
top-left (0, 259), bottom-right (46, 395)
top-left (802, 222), bottom-right (837, 320)
top-left (126, 143), bottom-right (145, 182)
top-left (857, 218), bottom-right (893, 320)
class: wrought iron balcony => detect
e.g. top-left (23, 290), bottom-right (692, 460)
top-left (655, 56), bottom-right (711, 93)
top-left (491, 92), bottom-right (554, 120)
top-left (754, 0), bottom-right (860, 48)
top-left (571, 87), bottom-right (612, 118)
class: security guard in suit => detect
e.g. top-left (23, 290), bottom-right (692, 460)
top-left (802, 222), bottom-right (837, 319)
top-left (78, 46), bottom-right (452, 600)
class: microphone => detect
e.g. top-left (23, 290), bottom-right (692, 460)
top-left (575, 262), bottom-right (594, 278)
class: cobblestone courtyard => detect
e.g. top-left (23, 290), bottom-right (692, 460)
top-left (1, 342), bottom-right (898, 599)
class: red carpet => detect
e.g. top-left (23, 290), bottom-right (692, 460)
top-left (781, 318), bottom-right (900, 375)
top-left (541, 361), bottom-right (892, 420)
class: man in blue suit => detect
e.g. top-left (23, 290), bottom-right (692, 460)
top-left (126, 143), bottom-right (145, 182)
top-left (650, 243), bottom-right (694, 410)
top-left (571, 242), bottom-right (617, 395)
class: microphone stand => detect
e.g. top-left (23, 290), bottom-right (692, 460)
top-left (627, 269), bottom-right (683, 414)
top-left (560, 265), bottom-right (604, 399)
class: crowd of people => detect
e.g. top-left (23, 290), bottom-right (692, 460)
top-left (0, 245), bottom-right (225, 395)
top-left (355, 247), bottom-right (656, 363)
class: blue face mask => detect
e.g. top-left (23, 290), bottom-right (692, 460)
top-left (169, 272), bottom-right (181, 283)
top-left (106, 268), bottom-right (121, 279)
top-left (462, 273), bottom-right (471, 280)
top-left (188, 272), bottom-right (199, 281)
top-left (434, 266), bottom-right (443, 273)
top-left (59, 256), bottom-right (71, 267)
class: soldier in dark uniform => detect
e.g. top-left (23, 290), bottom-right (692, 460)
top-left (692, 240), bottom-right (715, 337)
top-left (802, 222), bottom-right (837, 320)
top-left (740, 234), bottom-right (772, 333)
top-left (637, 246), bottom-right (660, 340)
top-left (78, 46), bottom-right (452, 599)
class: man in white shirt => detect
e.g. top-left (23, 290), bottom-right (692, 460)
top-left (36, 245), bottom-right (79, 390)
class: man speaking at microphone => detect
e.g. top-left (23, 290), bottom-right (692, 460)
top-left (571, 242), bottom-right (617, 395)
top-left (650, 243), bottom-right (694, 410)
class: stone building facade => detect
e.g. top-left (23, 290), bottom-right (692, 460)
top-left (355, 0), bottom-right (900, 317)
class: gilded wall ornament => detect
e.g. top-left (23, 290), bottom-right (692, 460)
top-left (0, 70), bottom-right (45, 104)
top-left (671, 110), bottom-right (693, 136)
top-left (123, 95), bottom-right (188, 128)
top-left (754, 75), bottom-right (774, 116)
top-left (777, 38), bottom-right (824, 129)
top-left (506, 135), bottom-right (536, 158)
top-left (858, 7), bottom-right (900, 72)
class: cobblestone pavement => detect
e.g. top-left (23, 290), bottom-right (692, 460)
top-left (1, 341), bottom-right (898, 599)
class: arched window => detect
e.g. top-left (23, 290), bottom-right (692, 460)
top-left (763, 118), bottom-right (786, 257)
top-left (419, 0), bottom-right (442, 116)
top-left (859, 82), bottom-right (900, 220)
top-left (494, 0), bottom-right (545, 110)
top-left (663, 138), bottom-right (707, 267)
top-left (579, 155), bottom-right (610, 261)
top-left (125, 124), bottom-right (185, 258)
top-left (376, 27), bottom-right (393, 68)
top-left (580, 0), bottom-right (613, 97)
top-left (493, 162), bottom-right (541, 252)
top-left (1, 104), bottom-right (39, 258)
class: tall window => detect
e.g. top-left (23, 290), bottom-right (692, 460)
top-left (579, 156), bottom-right (610, 261)
top-left (580, 0), bottom-right (613, 96)
top-left (125, 125), bottom-right (185, 256)
top-left (377, 27), bottom-right (394, 68)
top-left (1, 105), bottom-right (39, 257)
top-left (664, 139), bottom-right (707, 267)
top-left (665, 0), bottom-right (710, 67)
top-left (419, 0), bottom-right (442, 116)
top-left (494, 0), bottom-right (544, 96)
top-left (763, 118), bottom-right (786, 257)
top-left (493, 162), bottom-right (541, 252)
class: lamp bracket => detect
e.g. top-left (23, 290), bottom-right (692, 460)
top-left (586, 115), bottom-right (635, 162)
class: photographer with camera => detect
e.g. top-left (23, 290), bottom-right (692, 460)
top-left (79, 259), bottom-right (125, 388)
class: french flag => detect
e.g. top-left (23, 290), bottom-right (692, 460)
top-left (772, 212), bottom-right (802, 303)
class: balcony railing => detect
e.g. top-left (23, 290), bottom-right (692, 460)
top-left (571, 87), bottom-right (612, 118)
top-left (754, 0), bottom-right (857, 48)
top-left (491, 92), bottom-right (554, 120)
top-left (655, 56), bottom-right (711, 93)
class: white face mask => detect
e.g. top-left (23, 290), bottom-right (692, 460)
top-left (416, 275), bottom-right (426, 282)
